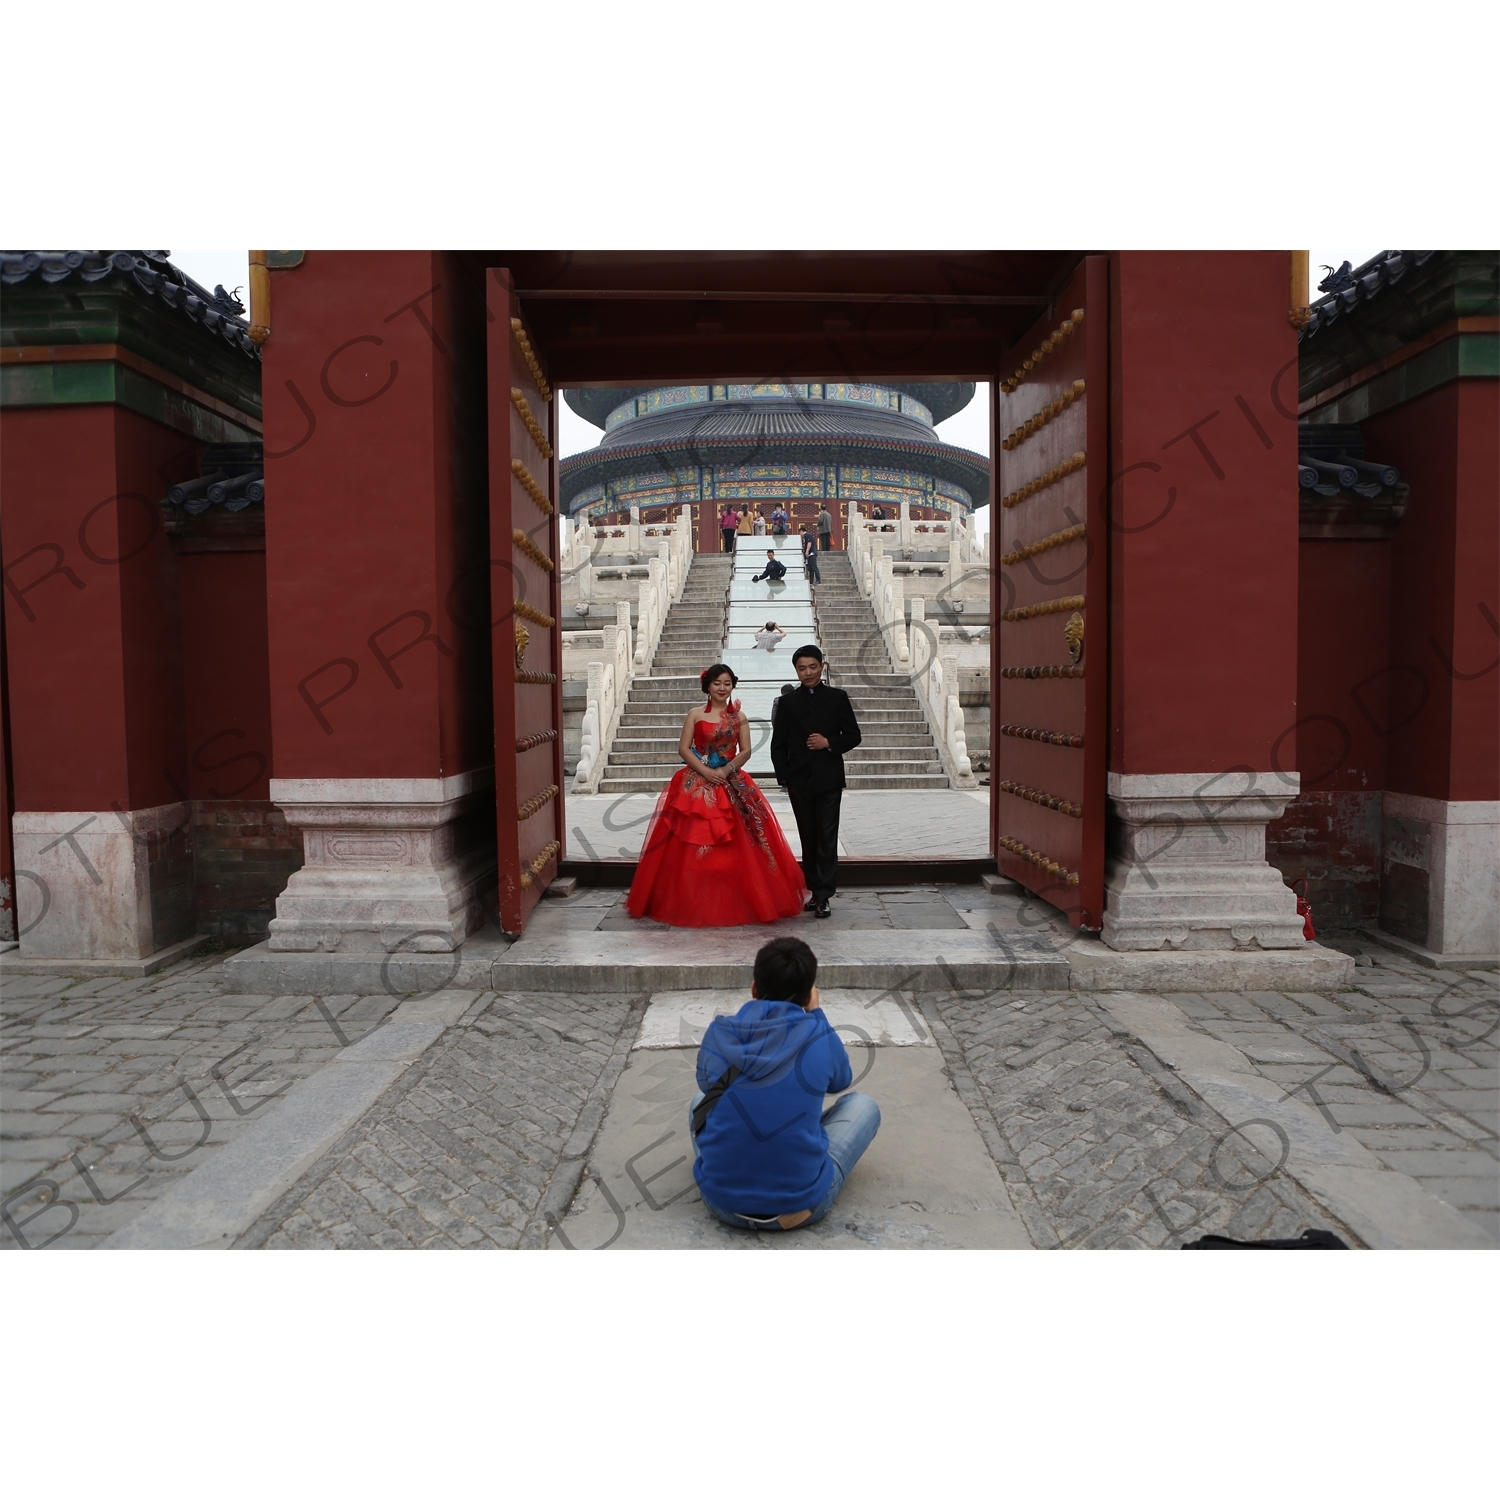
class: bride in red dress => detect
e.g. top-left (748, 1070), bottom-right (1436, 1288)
top-left (627, 664), bottom-right (809, 926)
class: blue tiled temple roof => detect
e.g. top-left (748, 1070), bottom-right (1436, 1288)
top-left (1299, 251), bottom-right (1436, 342)
top-left (164, 443), bottom-right (264, 514)
top-left (567, 381), bottom-right (977, 429)
top-left (561, 428), bottom-right (990, 511)
top-left (1298, 423), bottom-right (1404, 499)
top-left (1, 251), bottom-right (260, 360)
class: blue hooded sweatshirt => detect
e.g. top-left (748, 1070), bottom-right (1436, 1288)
top-left (693, 999), bottom-right (854, 1216)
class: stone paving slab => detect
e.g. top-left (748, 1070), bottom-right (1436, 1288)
top-left (635, 988), bottom-right (931, 1049)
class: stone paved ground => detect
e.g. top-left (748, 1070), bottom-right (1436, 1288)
top-left (0, 957), bottom-right (401, 1249)
top-left (929, 946), bottom-right (1497, 1247)
top-left (236, 992), bottom-right (640, 1249)
top-left (927, 989), bottom-right (1348, 1248)
top-left (4, 935), bottom-right (1494, 1251)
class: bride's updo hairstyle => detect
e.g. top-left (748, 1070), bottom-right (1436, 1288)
top-left (700, 663), bottom-right (738, 708)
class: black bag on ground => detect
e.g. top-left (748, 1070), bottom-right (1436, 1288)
top-left (1182, 1229), bottom-right (1349, 1249)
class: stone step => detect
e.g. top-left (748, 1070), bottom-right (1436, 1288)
top-left (615, 729), bottom-right (930, 747)
top-left (846, 780), bottom-right (948, 792)
top-left (844, 746), bottom-right (941, 763)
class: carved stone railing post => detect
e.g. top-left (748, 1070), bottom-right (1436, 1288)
top-left (941, 650), bottom-right (972, 781)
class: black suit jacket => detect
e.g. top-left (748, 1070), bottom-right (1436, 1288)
top-left (771, 683), bottom-right (862, 793)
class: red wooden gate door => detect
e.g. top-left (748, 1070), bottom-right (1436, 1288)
top-left (488, 268), bottom-right (564, 933)
top-left (991, 255), bottom-right (1108, 928)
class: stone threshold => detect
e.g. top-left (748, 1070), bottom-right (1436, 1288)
top-left (0, 931), bottom-right (214, 978)
top-left (1359, 926), bottom-right (1500, 972)
top-left (14, 927), bottom-right (1362, 997)
top-left (220, 927), bottom-right (1069, 996)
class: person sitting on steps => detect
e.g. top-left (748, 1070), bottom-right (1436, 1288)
top-left (752, 550), bottom-right (787, 583)
top-left (690, 935), bottom-right (881, 1232)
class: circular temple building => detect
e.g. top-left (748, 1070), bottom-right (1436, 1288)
top-left (561, 381), bottom-right (990, 549)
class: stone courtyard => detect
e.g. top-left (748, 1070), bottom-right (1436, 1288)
top-left (3, 888), bottom-right (1494, 1252)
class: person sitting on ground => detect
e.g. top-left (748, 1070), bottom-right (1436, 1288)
top-left (754, 621), bottom-right (786, 651)
top-left (690, 935), bottom-right (881, 1232)
top-left (752, 550), bottom-right (787, 583)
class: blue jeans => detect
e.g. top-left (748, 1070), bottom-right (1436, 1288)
top-left (689, 1090), bottom-right (881, 1231)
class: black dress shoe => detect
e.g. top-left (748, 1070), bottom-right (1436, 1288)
top-left (804, 898), bottom-right (819, 913)
top-left (816, 900), bottom-right (832, 918)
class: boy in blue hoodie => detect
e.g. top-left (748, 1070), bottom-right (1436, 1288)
top-left (690, 936), bottom-right (881, 1231)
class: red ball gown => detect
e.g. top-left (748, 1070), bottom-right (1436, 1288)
top-left (627, 711), bottom-right (808, 926)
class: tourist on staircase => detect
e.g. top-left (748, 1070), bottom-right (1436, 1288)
top-left (817, 503), bottom-right (834, 550)
top-left (626, 664), bottom-right (808, 926)
top-left (800, 524), bottom-right (820, 585)
top-left (720, 506), bottom-right (741, 552)
top-left (751, 549), bottom-right (787, 584)
top-left (770, 645), bottom-right (862, 919)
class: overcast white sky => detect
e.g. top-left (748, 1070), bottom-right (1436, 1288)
top-left (170, 246), bottom-right (1388, 544)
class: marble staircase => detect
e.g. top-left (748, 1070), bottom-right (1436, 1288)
top-left (814, 552), bottom-right (949, 790)
top-left (597, 555), bottom-right (732, 795)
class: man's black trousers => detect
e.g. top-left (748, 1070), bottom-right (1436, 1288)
top-left (788, 786), bottom-right (842, 902)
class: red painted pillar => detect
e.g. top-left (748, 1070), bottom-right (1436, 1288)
top-left (1, 405), bottom-right (195, 958)
top-left (1103, 251), bottom-right (1306, 950)
top-left (257, 252), bottom-right (496, 958)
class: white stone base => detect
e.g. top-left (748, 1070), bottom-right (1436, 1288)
top-left (1379, 793), bottom-right (1499, 958)
top-left (12, 803), bottom-right (191, 960)
top-left (1102, 771), bottom-right (1306, 953)
top-left (0, 932), bottom-right (213, 978)
top-left (266, 772), bottom-right (497, 955)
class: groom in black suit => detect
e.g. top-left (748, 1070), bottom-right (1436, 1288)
top-left (771, 645), bottom-right (862, 918)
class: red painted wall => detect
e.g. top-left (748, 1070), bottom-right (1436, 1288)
top-left (2, 403), bottom-right (191, 811)
top-left (0, 602), bottom-right (13, 938)
top-left (1265, 538), bottom-right (1393, 927)
top-left (1361, 379), bottom-right (1499, 802)
top-left (262, 251), bottom-right (492, 781)
top-left (178, 551), bottom-right (273, 800)
top-left (1295, 540), bottom-right (1393, 793)
top-left (1108, 252), bottom-right (1300, 773)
